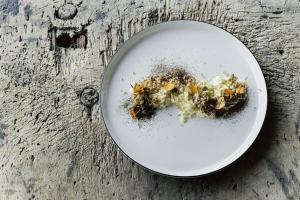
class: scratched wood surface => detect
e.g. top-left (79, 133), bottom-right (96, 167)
top-left (0, 0), bottom-right (300, 199)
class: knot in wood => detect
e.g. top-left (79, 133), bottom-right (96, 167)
top-left (57, 4), bottom-right (77, 20)
top-left (56, 33), bottom-right (71, 48)
top-left (80, 87), bottom-right (99, 107)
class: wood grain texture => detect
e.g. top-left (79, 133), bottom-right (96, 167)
top-left (0, 0), bottom-right (300, 199)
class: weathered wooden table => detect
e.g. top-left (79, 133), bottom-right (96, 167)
top-left (0, 0), bottom-right (299, 199)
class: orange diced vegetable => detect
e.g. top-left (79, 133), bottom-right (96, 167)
top-left (165, 82), bottom-right (175, 91)
top-left (133, 83), bottom-right (144, 96)
top-left (224, 89), bottom-right (234, 98)
top-left (188, 82), bottom-right (198, 94)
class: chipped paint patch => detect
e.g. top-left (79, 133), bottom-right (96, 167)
top-left (0, 123), bottom-right (6, 147)
top-left (266, 159), bottom-right (293, 200)
top-left (23, 4), bottom-right (32, 21)
top-left (95, 10), bottom-right (106, 21)
top-left (0, 129), bottom-right (5, 140)
top-left (0, 0), bottom-right (19, 20)
top-left (0, 122), bottom-right (8, 141)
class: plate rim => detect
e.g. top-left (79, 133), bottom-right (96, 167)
top-left (99, 20), bottom-right (268, 177)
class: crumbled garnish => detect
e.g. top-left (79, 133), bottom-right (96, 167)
top-left (236, 84), bottom-right (245, 94)
top-left (216, 97), bottom-right (225, 110)
top-left (126, 67), bottom-right (247, 122)
top-left (129, 108), bottom-right (139, 119)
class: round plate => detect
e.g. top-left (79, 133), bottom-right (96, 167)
top-left (100, 20), bottom-right (267, 177)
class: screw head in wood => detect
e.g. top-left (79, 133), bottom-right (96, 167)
top-left (80, 87), bottom-right (99, 107)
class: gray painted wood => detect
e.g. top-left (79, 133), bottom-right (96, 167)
top-left (0, 0), bottom-right (299, 199)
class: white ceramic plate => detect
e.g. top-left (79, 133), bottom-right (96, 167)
top-left (100, 20), bottom-right (267, 177)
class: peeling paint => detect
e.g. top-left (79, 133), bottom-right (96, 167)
top-left (0, 129), bottom-right (5, 140)
top-left (0, 123), bottom-right (7, 140)
top-left (95, 10), bottom-right (106, 21)
top-left (0, 0), bottom-right (19, 20)
top-left (266, 159), bottom-right (293, 200)
top-left (66, 152), bottom-right (79, 178)
top-left (23, 4), bottom-right (32, 21)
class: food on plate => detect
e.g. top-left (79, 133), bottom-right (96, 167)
top-left (126, 68), bottom-right (247, 122)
